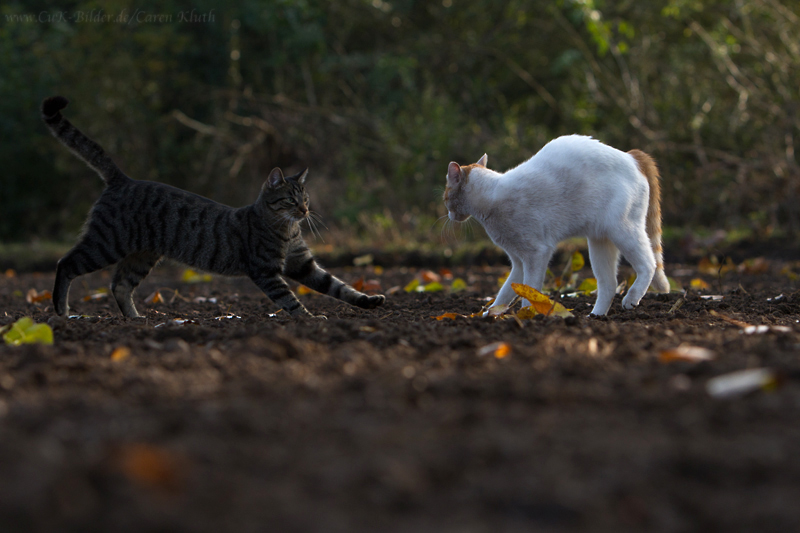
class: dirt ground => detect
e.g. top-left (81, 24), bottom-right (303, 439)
top-left (1, 257), bottom-right (799, 533)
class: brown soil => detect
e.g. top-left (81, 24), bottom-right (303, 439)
top-left (1, 261), bottom-right (800, 532)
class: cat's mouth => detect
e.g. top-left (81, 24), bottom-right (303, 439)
top-left (448, 211), bottom-right (470, 222)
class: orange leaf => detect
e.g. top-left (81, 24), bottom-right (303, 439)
top-left (351, 276), bottom-right (365, 291)
top-left (477, 341), bottom-right (511, 359)
top-left (117, 443), bottom-right (185, 492)
top-left (144, 290), bottom-right (163, 304)
top-left (4, 269), bottom-right (16, 278)
top-left (439, 268), bottom-right (453, 280)
top-left (363, 279), bottom-right (382, 293)
top-left (433, 312), bottom-right (460, 320)
top-left (420, 270), bottom-right (441, 283)
top-left (111, 346), bottom-right (131, 362)
top-left (659, 344), bottom-right (715, 363)
top-left (26, 289), bottom-right (52, 304)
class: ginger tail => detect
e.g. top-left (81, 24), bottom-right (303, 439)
top-left (41, 96), bottom-right (128, 186)
top-left (629, 149), bottom-right (669, 292)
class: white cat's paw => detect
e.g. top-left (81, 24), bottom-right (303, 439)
top-left (621, 299), bottom-right (638, 310)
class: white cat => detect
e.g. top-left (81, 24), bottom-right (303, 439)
top-left (444, 135), bottom-right (669, 316)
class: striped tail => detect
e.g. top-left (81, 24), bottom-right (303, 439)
top-left (41, 96), bottom-right (128, 186)
top-left (629, 149), bottom-right (670, 293)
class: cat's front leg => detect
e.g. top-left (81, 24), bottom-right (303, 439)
top-left (250, 269), bottom-right (316, 317)
top-left (284, 253), bottom-right (384, 310)
top-left (486, 255), bottom-right (524, 315)
top-left (520, 247), bottom-right (554, 306)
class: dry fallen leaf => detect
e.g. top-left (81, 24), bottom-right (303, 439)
top-left (512, 283), bottom-right (573, 318)
top-left (26, 289), bottom-right (52, 304)
top-left (659, 344), bottom-right (715, 363)
top-left (116, 443), bottom-right (186, 492)
top-left (83, 287), bottom-right (109, 301)
top-left (5, 269), bottom-right (16, 278)
top-left (297, 285), bottom-right (314, 295)
top-left (690, 278), bottom-right (710, 290)
top-left (363, 279), bottom-right (382, 293)
top-left (570, 250), bottom-right (585, 272)
top-left (420, 270), bottom-right (441, 283)
top-left (477, 341), bottom-right (511, 359)
top-left (351, 277), bottom-right (365, 291)
top-left (111, 346), bottom-right (131, 362)
top-left (439, 268), bottom-right (453, 280)
top-left (433, 312), bottom-right (460, 321)
top-left (144, 290), bottom-right (163, 304)
top-left (706, 368), bottom-right (779, 398)
top-left (738, 257), bottom-right (769, 275)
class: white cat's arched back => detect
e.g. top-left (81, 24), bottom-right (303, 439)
top-left (444, 135), bottom-right (669, 316)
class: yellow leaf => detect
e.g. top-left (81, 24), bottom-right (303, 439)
top-left (577, 277), bottom-right (597, 294)
top-left (181, 269), bottom-right (212, 283)
top-left (512, 283), bottom-right (574, 318)
top-left (83, 287), bottom-right (109, 301)
top-left (433, 312), bottom-right (460, 320)
top-left (404, 278), bottom-right (420, 292)
top-left (780, 266), bottom-right (798, 281)
top-left (690, 278), bottom-right (710, 290)
top-left (451, 278), bottom-right (467, 292)
top-left (497, 271), bottom-right (510, 287)
top-left (111, 346), bottom-right (131, 362)
top-left (373, 265), bottom-right (384, 275)
top-left (297, 285), bottom-right (313, 295)
top-left (571, 250), bottom-right (585, 272)
top-left (2, 317), bottom-right (53, 346)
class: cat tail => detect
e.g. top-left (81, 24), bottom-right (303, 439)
top-left (629, 149), bottom-right (670, 293)
top-left (41, 96), bottom-right (128, 187)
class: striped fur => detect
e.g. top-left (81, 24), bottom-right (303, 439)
top-left (42, 96), bottom-right (384, 318)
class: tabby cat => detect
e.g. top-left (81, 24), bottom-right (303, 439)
top-left (42, 96), bottom-right (384, 318)
top-left (444, 135), bottom-right (669, 316)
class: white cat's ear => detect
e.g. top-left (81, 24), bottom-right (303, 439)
top-left (297, 168), bottom-right (309, 185)
top-left (267, 167), bottom-right (285, 189)
top-left (447, 162), bottom-right (463, 186)
top-left (476, 154), bottom-right (488, 167)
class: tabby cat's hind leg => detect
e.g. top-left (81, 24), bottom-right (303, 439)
top-left (111, 252), bottom-right (162, 317)
top-left (53, 241), bottom-right (122, 317)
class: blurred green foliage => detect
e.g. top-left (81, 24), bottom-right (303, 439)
top-left (1, 0), bottom-right (799, 242)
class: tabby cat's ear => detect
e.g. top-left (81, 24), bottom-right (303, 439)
top-left (447, 162), bottom-right (464, 186)
top-left (267, 167), bottom-right (286, 189)
top-left (476, 154), bottom-right (488, 167)
top-left (297, 168), bottom-right (309, 185)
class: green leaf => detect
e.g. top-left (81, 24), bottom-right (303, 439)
top-left (2, 317), bottom-right (53, 346)
top-left (451, 278), bottom-right (467, 292)
top-left (422, 281), bottom-right (444, 292)
top-left (404, 278), bottom-right (420, 292)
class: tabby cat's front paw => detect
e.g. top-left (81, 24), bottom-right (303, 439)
top-left (357, 294), bottom-right (385, 309)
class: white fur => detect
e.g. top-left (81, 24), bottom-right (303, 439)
top-left (445, 135), bottom-right (665, 316)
